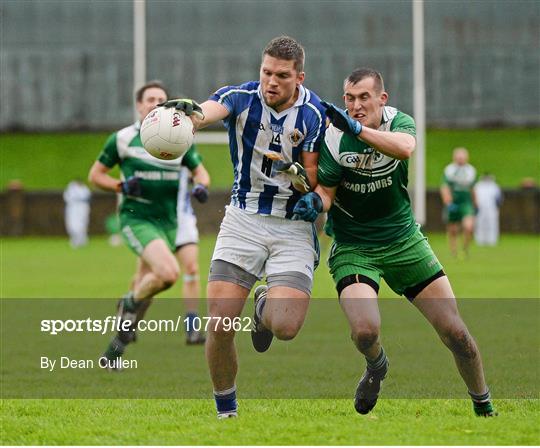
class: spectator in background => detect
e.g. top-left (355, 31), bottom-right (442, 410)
top-left (440, 147), bottom-right (477, 258)
top-left (474, 173), bottom-right (502, 246)
top-left (63, 178), bottom-right (91, 248)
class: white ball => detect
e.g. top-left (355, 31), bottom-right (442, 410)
top-left (140, 106), bottom-right (194, 160)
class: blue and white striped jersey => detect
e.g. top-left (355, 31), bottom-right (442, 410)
top-left (209, 81), bottom-right (326, 218)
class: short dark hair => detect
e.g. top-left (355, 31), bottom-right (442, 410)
top-left (135, 80), bottom-right (168, 103)
top-left (263, 36), bottom-right (305, 72)
top-left (344, 68), bottom-right (384, 93)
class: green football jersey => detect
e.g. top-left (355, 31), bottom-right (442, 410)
top-left (97, 122), bottom-right (202, 228)
top-left (442, 163), bottom-right (477, 205)
top-left (318, 106), bottom-right (417, 247)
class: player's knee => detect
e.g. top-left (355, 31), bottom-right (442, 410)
top-left (156, 264), bottom-right (179, 287)
top-left (272, 320), bottom-right (302, 341)
top-left (184, 261), bottom-right (199, 278)
top-left (351, 325), bottom-right (380, 351)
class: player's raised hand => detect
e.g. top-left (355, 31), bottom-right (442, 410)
top-left (274, 160), bottom-right (311, 193)
top-left (292, 192), bottom-right (323, 222)
top-left (321, 101), bottom-right (362, 137)
top-left (191, 183), bottom-right (209, 203)
top-left (158, 99), bottom-right (205, 120)
top-left (119, 176), bottom-right (142, 197)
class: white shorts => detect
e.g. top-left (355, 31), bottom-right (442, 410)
top-left (175, 211), bottom-right (199, 248)
top-left (211, 205), bottom-right (318, 281)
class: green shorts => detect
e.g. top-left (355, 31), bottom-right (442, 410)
top-left (328, 225), bottom-right (444, 298)
top-left (120, 217), bottom-right (176, 256)
top-left (445, 203), bottom-right (476, 223)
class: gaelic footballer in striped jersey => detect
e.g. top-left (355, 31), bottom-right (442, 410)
top-left (293, 68), bottom-right (496, 417)
top-left (160, 35), bottom-right (326, 419)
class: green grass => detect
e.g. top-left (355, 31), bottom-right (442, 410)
top-left (2, 399), bottom-right (538, 445)
top-left (1, 234), bottom-right (539, 444)
top-left (1, 129), bottom-right (539, 191)
top-left (424, 128), bottom-right (540, 188)
top-left (1, 233), bottom-right (538, 298)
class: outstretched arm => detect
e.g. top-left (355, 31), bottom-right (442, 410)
top-left (322, 101), bottom-right (415, 160)
top-left (158, 99), bottom-right (230, 131)
top-left (195, 101), bottom-right (230, 130)
top-left (355, 127), bottom-right (416, 160)
top-left (88, 161), bottom-right (120, 192)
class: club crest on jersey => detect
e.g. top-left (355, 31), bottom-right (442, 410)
top-left (288, 128), bottom-right (305, 146)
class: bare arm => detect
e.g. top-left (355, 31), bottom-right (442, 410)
top-left (440, 184), bottom-right (452, 205)
top-left (314, 184), bottom-right (337, 212)
top-left (191, 100), bottom-right (230, 130)
top-left (88, 161), bottom-right (121, 192)
top-left (357, 127), bottom-right (416, 160)
top-left (191, 163), bottom-right (211, 188)
top-left (301, 151), bottom-right (319, 190)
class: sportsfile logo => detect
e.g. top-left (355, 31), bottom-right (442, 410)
top-left (40, 316), bottom-right (253, 335)
top-left (40, 316), bottom-right (184, 335)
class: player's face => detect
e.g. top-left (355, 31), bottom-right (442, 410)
top-left (136, 87), bottom-right (167, 121)
top-left (343, 77), bottom-right (388, 129)
top-left (453, 149), bottom-right (469, 165)
top-left (260, 55), bottom-right (305, 112)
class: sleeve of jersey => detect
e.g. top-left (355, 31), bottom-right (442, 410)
top-left (181, 145), bottom-right (203, 170)
top-left (317, 139), bottom-right (343, 187)
top-left (97, 133), bottom-right (120, 168)
top-left (441, 167), bottom-right (450, 186)
top-left (390, 111), bottom-right (417, 137)
top-left (302, 104), bottom-right (326, 153)
top-left (208, 82), bottom-right (257, 118)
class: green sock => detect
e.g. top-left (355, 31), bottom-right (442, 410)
top-left (104, 336), bottom-right (125, 360)
top-left (122, 291), bottom-right (139, 312)
top-left (366, 347), bottom-right (387, 372)
top-left (469, 389), bottom-right (497, 416)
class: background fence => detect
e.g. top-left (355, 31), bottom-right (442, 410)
top-left (1, 0), bottom-right (539, 131)
top-left (1, 187), bottom-right (538, 236)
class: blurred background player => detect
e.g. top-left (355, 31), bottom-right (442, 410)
top-left (88, 80), bottom-right (208, 369)
top-left (294, 68), bottom-right (496, 417)
top-left (161, 35), bottom-right (326, 418)
top-left (63, 178), bottom-right (91, 248)
top-left (440, 147), bottom-right (477, 258)
top-left (474, 173), bottom-right (502, 246)
top-left (175, 165), bottom-right (210, 345)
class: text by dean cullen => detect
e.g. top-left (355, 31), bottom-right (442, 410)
top-left (40, 356), bottom-right (137, 371)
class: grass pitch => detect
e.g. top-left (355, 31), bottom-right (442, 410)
top-left (1, 234), bottom-right (539, 444)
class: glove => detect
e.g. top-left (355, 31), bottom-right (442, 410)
top-left (119, 176), bottom-right (142, 197)
top-left (157, 98), bottom-right (205, 120)
top-left (293, 192), bottom-right (323, 222)
top-left (274, 160), bottom-right (311, 193)
top-left (191, 183), bottom-right (209, 203)
top-left (321, 101), bottom-right (362, 136)
top-left (447, 203), bottom-right (459, 214)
